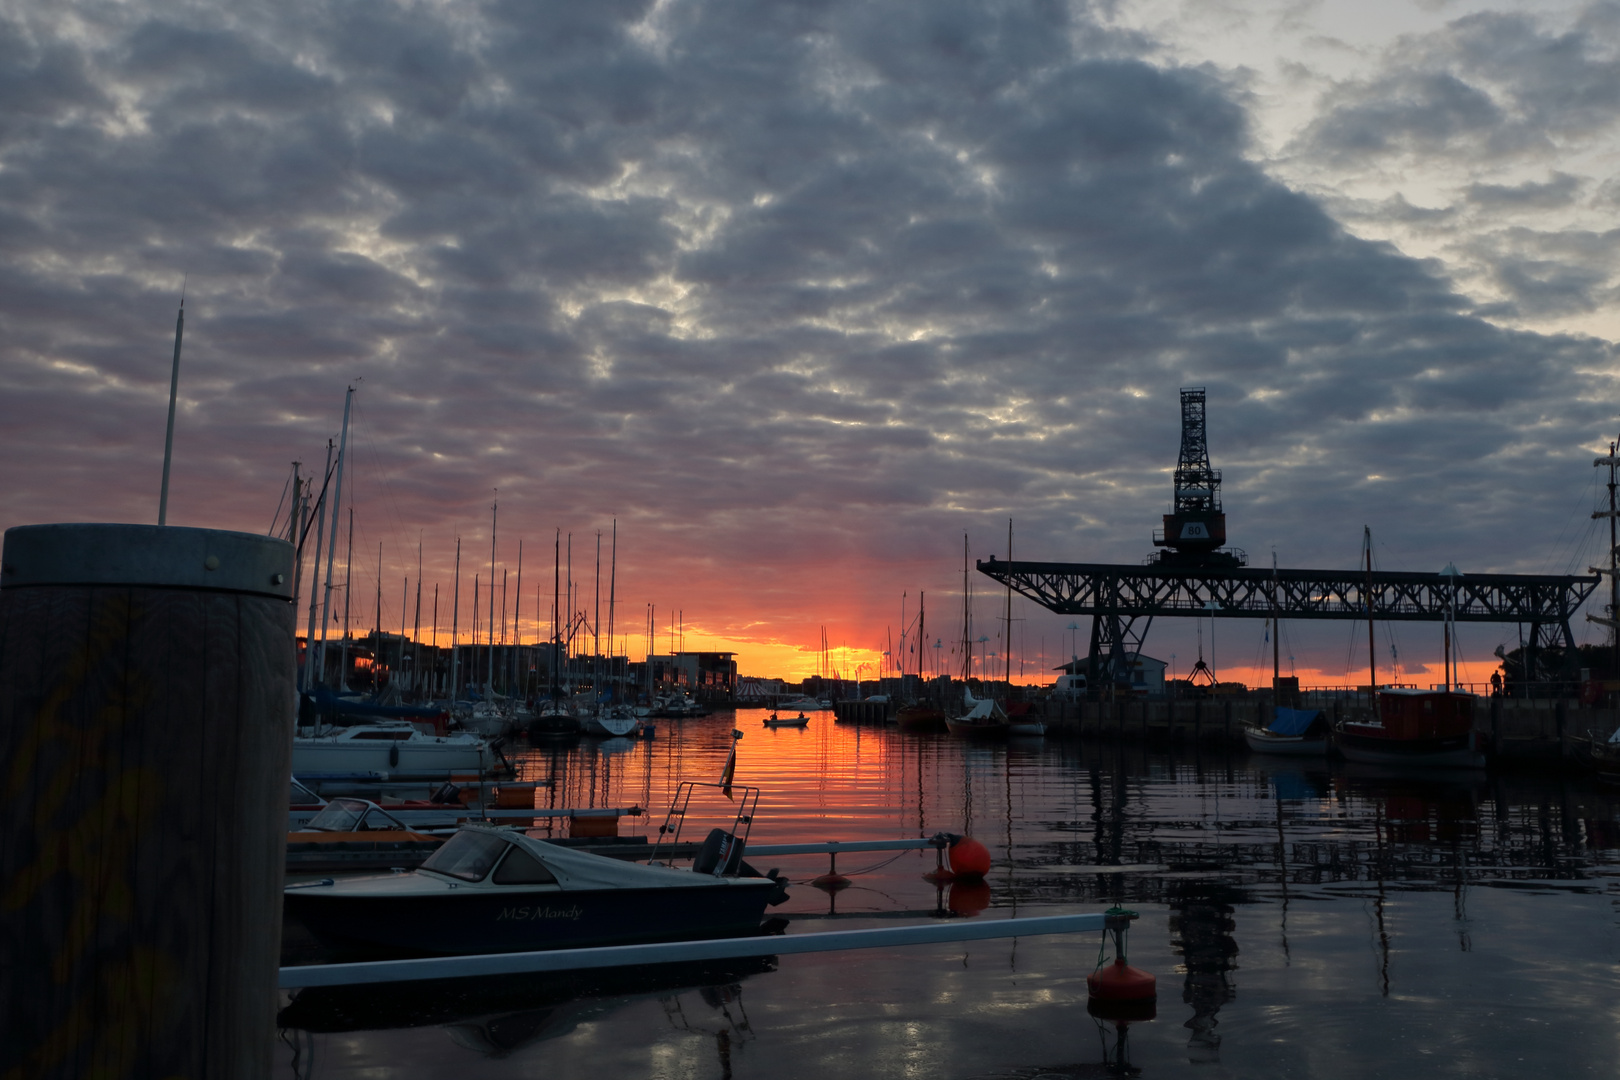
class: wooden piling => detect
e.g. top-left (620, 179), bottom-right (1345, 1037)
top-left (0, 524), bottom-right (296, 1080)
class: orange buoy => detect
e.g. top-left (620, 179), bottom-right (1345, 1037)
top-left (1087, 958), bottom-right (1157, 1001)
top-left (810, 872), bottom-right (851, 891)
top-left (947, 836), bottom-right (992, 879)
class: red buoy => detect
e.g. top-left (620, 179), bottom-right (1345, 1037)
top-left (1087, 958), bottom-right (1157, 1001)
top-left (947, 836), bottom-right (991, 879)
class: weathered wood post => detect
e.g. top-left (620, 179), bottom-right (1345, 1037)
top-left (0, 524), bottom-right (295, 1080)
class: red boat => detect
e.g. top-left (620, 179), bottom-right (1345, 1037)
top-left (1335, 689), bottom-right (1485, 769)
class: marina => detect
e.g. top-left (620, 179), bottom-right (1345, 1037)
top-left (275, 708), bottom-right (1620, 1078)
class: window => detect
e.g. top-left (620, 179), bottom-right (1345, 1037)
top-left (493, 846), bottom-right (558, 885)
top-left (420, 830), bottom-right (508, 882)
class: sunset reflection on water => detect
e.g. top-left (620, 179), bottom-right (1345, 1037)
top-left (280, 709), bottom-right (1620, 1079)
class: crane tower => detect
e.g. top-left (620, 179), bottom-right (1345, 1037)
top-left (1151, 387), bottom-right (1245, 567)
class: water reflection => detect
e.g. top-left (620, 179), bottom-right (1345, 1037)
top-left (279, 711), bottom-right (1620, 1078)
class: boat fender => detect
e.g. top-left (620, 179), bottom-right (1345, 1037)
top-left (946, 836), bottom-right (991, 879)
top-left (388, 742), bottom-right (400, 767)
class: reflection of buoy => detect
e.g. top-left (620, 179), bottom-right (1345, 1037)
top-left (947, 879), bottom-right (991, 916)
top-left (947, 836), bottom-right (991, 879)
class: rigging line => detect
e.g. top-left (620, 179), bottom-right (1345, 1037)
top-left (267, 466), bottom-right (295, 536)
top-left (1539, 466), bottom-right (1600, 577)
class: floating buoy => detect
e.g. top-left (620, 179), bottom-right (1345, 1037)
top-left (1087, 906), bottom-right (1156, 1009)
top-left (947, 836), bottom-right (991, 879)
top-left (811, 850), bottom-right (852, 891)
top-left (1087, 958), bottom-right (1157, 1001)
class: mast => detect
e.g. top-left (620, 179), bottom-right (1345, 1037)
top-left (472, 576), bottom-right (481, 693)
top-left (373, 540), bottom-right (382, 694)
top-left (450, 538), bottom-right (461, 698)
top-left (552, 529), bottom-right (561, 701)
top-left (301, 440), bottom-right (332, 693)
top-left (412, 540), bottom-right (422, 695)
top-left (431, 584), bottom-right (439, 696)
top-left (1364, 526), bottom-right (1376, 693)
top-left (608, 521), bottom-right (618, 702)
top-left (1271, 550), bottom-right (1281, 690)
top-left (487, 497), bottom-right (497, 695)
top-left (398, 576), bottom-right (407, 695)
top-left (513, 540), bottom-right (523, 696)
top-left (339, 509), bottom-right (353, 692)
top-left (594, 531), bottom-right (601, 710)
top-left (315, 387), bottom-right (354, 692)
top-left (960, 534), bottom-right (972, 681)
top-left (918, 592), bottom-right (926, 683)
top-left (1004, 519), bottom-right (1014, 691)
top-left (158, 296), bottom-right (184, 526)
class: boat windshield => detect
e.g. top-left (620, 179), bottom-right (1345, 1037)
top-left (305, 798), bottom-right (404, 833)
top-left (420, 830), bottom-right (509, 882)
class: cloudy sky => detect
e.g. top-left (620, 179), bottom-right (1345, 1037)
top-left (4, 0), bottom-right (1619, 684)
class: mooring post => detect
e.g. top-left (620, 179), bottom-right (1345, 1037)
top-left (0, 524), bottom-right (296, 1080)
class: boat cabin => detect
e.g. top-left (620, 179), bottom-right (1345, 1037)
top-left (1376, 689), bottom-right (1474, 740)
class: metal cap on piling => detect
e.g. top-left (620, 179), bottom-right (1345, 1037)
top-left (1, 523), bottom-right (295, 599)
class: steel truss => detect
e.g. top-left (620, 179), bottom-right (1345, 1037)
top-left (977, 557), bottom-right (1601, 685)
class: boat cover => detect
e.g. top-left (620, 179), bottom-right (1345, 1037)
top-left (1268, 708), bottom-right (1324, 736)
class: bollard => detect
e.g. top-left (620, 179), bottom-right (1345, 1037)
top-left (0, 524), bottom-right (296, 1080)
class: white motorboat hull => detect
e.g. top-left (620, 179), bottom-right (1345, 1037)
top-left (292, 738), bottom-right (489, 774)
top-left (1008, 721), bottom-right (1046, 736)
top-left (1244, 728), bottom-right (1328, 755)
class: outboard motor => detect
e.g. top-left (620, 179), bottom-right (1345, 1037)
top-left (693, 828), bottom-right (746, 876)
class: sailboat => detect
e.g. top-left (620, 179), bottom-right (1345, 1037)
top-left (1245, 553), bottom-right (1326, 755)
top-left (946, 535), bottom-right (1011, 738)
top-left (1001, 520), bottom-right (1044, 737)
top-left (1333, 532), bottom-right (1485, 769)
top-left (896, 591), bottom-right (947, 731)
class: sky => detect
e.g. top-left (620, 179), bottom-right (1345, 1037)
top-left (4, 0), bottom-right (1620, 686)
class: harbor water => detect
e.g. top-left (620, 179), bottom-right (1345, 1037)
top-left (279, 708), bottom-right (1620, 1078)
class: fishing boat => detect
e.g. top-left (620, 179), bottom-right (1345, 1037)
top-left (285, 798), bottom-right (445, 873)
top-left (292, 720), bottom-right (494, 774)
top-left (762, 712), bottom-right (810, 729)
top-left (945, 691), bottom-right (1010, 737)
top-left (283, 823), bottom-right (787, 956)
top-left (1335, 689), bottom-right (1485, 769)
top-left (1244, 707), bottom-right (1329, 755)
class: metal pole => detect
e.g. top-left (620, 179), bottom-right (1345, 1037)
top-left (279, 912), bottom-right (1111, 989)
top-left (157, 300), bottom-right (184, 526)
top-left (450, 538), bottom-right (461, 699)
top-left (301, 441), bottom-right (332, 693)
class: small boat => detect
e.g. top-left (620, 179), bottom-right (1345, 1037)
top-left (762, 712), bottom-right (810, 728)
top-left (895, 703), bottom-right (948, 732)
top-left (1005, 701), bottom-right (1045, 737)
top-left (1574, 725), bottom-right (1620, 783)
top-left (285, 797), bottom-right (445, 873)
top-left (284, 823), bottom-right (787, 956)
top-left (583, 707), bottom-right (641, 738)
top-left (528, 701), bottom-right (582, 738)
top-left (292, 720), bottom-right (495, 774)
top-left (776, 695), bottom-right (831, 712)
top-left (945, 692), bottom-right (1010, 737)
top-left (1335, 689), bottom-right (1485, 769)
top-left (1244, 707), bottom-right (1329, 755)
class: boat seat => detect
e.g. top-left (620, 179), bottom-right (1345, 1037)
top-left (692, 828), bottom-right (746, 876)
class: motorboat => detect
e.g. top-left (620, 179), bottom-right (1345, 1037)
top-left (527, 700), bottom-right (582, 738)
top-left (292, 720), bottom-right (496, 775)
top-left (283, 822), bottom-right (787, 956)
top-left (285, 797), bottom-right (446, 873)
top-left (1335, 689), bottom-right (1485, 769)
top-left (1244, 707), bottom-right (1329, 756)
top-left (945, 691), bottom-right (1010, 737)
top-left (762, 712), bottom-right (810, 729)
top-left (1575, 724), bottom-right (1620, 783)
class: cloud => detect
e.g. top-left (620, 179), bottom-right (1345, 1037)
top-left (1, 0), bottom-right (1616, 679)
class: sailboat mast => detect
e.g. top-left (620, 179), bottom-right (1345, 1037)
top-left (552, 529), bottom-right (561, 700)
top-left (1364, 526), bottom-right (1376, 692)
top-left (339, 509), bottom-right (353, 691)
top-left (374, 540), bottom-right (382, 693)
top-left (1272, 550), bottom-right (1280, 689)
top-left (513, 540), bottom-right (523, 694)
top-left (918, 592), bottom-right (926, 682)
top-left (594, 531), bottom-right (602, 710)
top-left (412, 541), bottom-right (422, 695)
top-left (1004, 519), bottom-right (1014, 690)
top-left (302, 440), bottom-right (332, 692)
top-left (450, 537), bottom-right (461, 698)
top-left (315, 387), bottom-right (354, 692)
top-left (158, 296), bottom-right (184, 526)
top-left (608, 521), bottom-right (617, 702)
top-left (487, 498), bottom-right (497, 695)
top-left (960, 534), bottom-right (972, 682)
